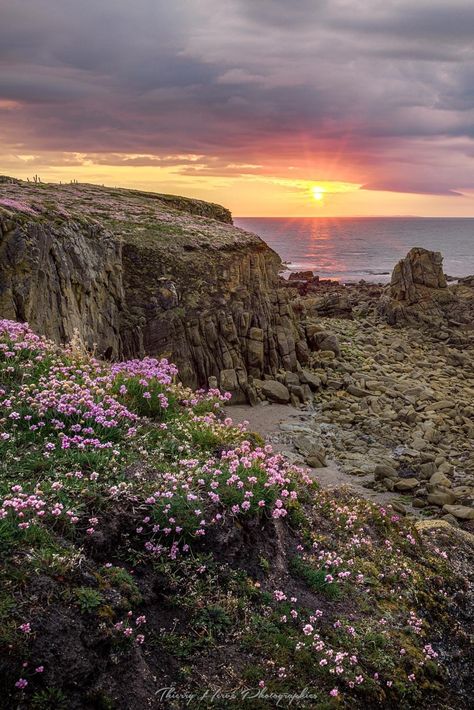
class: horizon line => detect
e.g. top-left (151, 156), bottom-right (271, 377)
top-left (235, 214), bottom-right (474, 220)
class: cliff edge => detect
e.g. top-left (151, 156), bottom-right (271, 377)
top-left (0, 179), bottom-right (308, 396)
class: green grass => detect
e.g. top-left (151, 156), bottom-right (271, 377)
top-left (289, 556), bottom-right (341, 599)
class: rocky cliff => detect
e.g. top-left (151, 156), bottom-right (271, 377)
top-left (0, 178), bottom-right (308, 396)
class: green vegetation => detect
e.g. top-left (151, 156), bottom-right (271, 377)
top-left (0, 319), bottom-right (471, 709)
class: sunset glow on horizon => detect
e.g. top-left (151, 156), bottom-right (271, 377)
top-left (312, 187), bottom-right (325, 202)
top-left (1, 1), bottom-right (474, 218)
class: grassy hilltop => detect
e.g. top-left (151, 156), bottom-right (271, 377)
top-left (0, 319), bottom-right (472, 709)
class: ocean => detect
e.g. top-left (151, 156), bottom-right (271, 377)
top-left (234, 217), bottom-right (474, 283)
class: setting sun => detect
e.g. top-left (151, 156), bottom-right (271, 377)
top-left (312, 186), bottom-right (325, 201)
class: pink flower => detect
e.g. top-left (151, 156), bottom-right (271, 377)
top-left (15, 678), bottom-right (28, 689)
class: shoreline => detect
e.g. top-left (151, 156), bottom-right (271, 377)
top-left (227, 264), bottom-right (474, 528)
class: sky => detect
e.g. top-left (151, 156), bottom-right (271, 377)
top-left (1, 0), bottom-right (474, 216)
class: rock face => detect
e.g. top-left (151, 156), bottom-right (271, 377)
top-left (380, 247), bottom-right (473, 326)
top-left (0, 217), bottom-right (123, 358)
top-left (390, 247), bottom-right (447, 302)
top-left (0, 180), bottom-right (309, 396)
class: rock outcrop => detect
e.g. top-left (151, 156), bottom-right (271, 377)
top-left (390, 247), bottom-right (447, 302)
top-left (0, 179), bottom-right (309, 397)
top-left (380, 247), bottom-right (474, 328)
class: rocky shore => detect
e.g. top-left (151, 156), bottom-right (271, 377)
top-left (230, 248), bottom-right (474, 528)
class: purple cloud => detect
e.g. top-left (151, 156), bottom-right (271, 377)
top-left (0, 0), bottom-right (474, 195)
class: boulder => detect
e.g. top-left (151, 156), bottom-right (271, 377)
top-left (310, 332), bottom-right (340, 356)
top-left (299, 369), bottom-right (321, 391)
top-left (295, 436), bottom-right (327, 468)
top-left (289, 270), bottom-right (315, 281)
top-left (261, 380), bottom-right (290, 404)
top-left (241, 382), bottom-right (259, 407)
top-left (374, 463), bottom-right (398, 480)
top-left (427, 491), bottom-right (456, 506)
top-left (427, 400), bottom-right (455, 412)
top-left (284, 371), bottom-right (301, 387)
top-left (320, 350), bottom-right (336, 361)
top-left (452, 486), bottom-right (473, 503)
top-left (429, 472), bottom-right (452, 488)
top-left (442, 505), bottom-right (474, 520)
top-left (347, 384), bottom-right (370, 397)
top-left (305, 451), bottom-right (327, 468)
top-left (310, 293), bottom-right (352, 318)
top-left (289, 384), bottom-right (307, 403)
top-left (420, 462), bottom-right (437, 477)
top-left (394, 478), bottom-right (419, 491)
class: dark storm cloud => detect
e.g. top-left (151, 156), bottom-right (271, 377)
top-left (1, 0), bottom-right (474, 193)
top-left (232, 0), bottom-right (330, 28)
top-left (331, 1), bottom-right (474, 42)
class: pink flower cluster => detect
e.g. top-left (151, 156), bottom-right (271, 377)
top-left (0, 320), bottom-right (51, 368)
top-left (111, 357), bottom-right (178, 386)
top-left (14, 362), bottom-right (138, 446)
top-left (113, 612), bottom-right (147, 646)
top-left (137, 441), bottom-right (310, 559)
top-left (0, 320), bottom-right (183, 452)
top-left (0, 485), bottom-right (78, 530)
